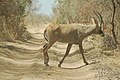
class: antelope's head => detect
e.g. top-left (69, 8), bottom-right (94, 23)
top-left (92, 11), bottom-right (105, 37)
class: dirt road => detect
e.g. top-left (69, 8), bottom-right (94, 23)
top-left (0, 26), bottom-right (120, 80)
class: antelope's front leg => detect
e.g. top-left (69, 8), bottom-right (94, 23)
top-left (78, 44), bottom-right (89, 65)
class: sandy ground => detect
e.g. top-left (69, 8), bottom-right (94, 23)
top-left (0, 26), bottom-right (120, 80)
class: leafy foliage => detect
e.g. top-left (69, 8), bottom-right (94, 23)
top-left (0, 0), bottom-right (31, 41)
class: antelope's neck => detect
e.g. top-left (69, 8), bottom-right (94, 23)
top-left (84, 26), bottom-right (96, 38)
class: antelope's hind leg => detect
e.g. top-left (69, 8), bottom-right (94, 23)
top-left (58, 43), bottom-right (73, 67)
top-left (43, 42), bottom-right (55, 66)
top-left (43, 43), bottom-right (49, 66)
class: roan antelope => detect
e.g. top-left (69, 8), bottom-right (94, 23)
top-left (43, 12), bottom-right (104, 67)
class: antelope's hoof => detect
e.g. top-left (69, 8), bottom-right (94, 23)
top-left (85, 62), bottom-right (89, 65)
top-left (45, 64), bottom-right (49, 66)
top-left (58, 64), bottom-right (61, 67)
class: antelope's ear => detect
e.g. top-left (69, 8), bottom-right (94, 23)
top-left (91, 17), bottom-right (98, 27)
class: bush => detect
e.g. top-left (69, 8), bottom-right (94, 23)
top-left (0, 0), bottom-right (31, 41)
top-left (99, 34), bottom-right (117, 50)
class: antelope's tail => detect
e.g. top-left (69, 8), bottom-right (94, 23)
top-left (43, 29), bottom-right (48, 41)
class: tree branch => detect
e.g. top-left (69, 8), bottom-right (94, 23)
top-left (110, 0), bottom-right (118, 44)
